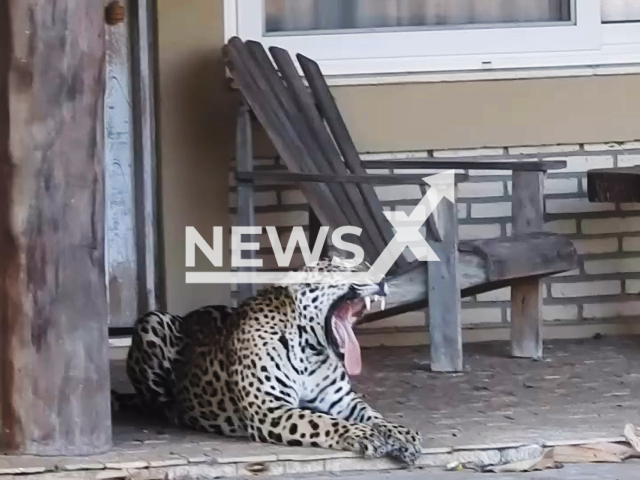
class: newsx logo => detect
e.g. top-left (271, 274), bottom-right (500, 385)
top-left (185, 171), bottom-right (455, 285)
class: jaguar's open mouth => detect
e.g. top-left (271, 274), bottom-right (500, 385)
top-left (327, 284), bottom-right (387, 376)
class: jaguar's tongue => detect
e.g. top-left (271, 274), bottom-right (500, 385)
top-left (341, 318), bottom-right (362, 376)
top-left (332, 305), bottom-right (362, 376)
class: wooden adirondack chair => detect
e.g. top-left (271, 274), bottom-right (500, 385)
top-left (223, 37), bottom-right (579, 372)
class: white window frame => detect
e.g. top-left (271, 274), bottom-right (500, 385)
top-left (224, 0), bottom-right (640, 82)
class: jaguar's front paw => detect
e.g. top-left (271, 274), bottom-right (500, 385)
top-left (341, 425), bottom-right (388, 459)
top-left (373, 422), bottom-right (423, 465)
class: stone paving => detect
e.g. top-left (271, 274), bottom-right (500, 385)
top-left (271, 461), bottom-right (640, 480)
top-left (1, 337), bottom-right (639, 479)
top-left (353, 336), bottom-right (640, 447)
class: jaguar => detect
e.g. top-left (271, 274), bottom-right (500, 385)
top-left (112, 258), bottom-right (423, 464)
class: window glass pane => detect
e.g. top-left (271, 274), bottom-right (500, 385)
top-left (601, 0), bottom-right (640, 23)
top-left (265, 0), bottom-right (572, 34)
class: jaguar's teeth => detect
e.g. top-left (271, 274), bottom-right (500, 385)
top-left (373, 295), bottom-right (379, 303)
top-left (364, 296), bottom-right (371, 311)
top-left (380, 297), bottom-right (386, 311)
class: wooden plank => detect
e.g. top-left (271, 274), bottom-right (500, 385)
top-left (460, 232), bottom-right (578, 282)
top-left (357, 231), bottom-right (578, 326)
top-left (510, 171), bottom-right (545, 360)
top-left (104, 0), bottom-right (139, 327)
top-left (236, 170), bottom-right (469, 185)
top-left (223, 38), bottom-right (348, 233)
top-left (427, 197), bottom-right (463, 372)
top-left (357, 251), bottom-right (487, 326)
top-left (0, 0), bottom-right (111, 454)
top-left (236, 100), bottom-right (257, 302)
top-left (363, 159), bottom-right (567, 172)
top-left (308, 208), bottom-right (329, 259)
top-left (296, 53), bottom-right (408, 270)
top-left (587, 166), bottom-right (640, 203)
top-left (244, 41), bottom-right (380, 263)
top-left (130, 0), bottom-right (163, 314)
top-left (267, 44), bottom-right (388, 260)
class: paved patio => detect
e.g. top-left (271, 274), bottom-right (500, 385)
top-left (352, 336), bottom-right (640, 448)
top-left (271, 461), bottom-right (640, 480)
top-left (109, 335), bottom-right (640, 450)
top-left (1, 336), bottom-right (638, 478)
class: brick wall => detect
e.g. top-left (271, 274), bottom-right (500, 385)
top-left (229, 141), bottom-right (640, 345)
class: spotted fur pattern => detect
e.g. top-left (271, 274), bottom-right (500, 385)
top-left (112, 260), bottom-right (423, 464)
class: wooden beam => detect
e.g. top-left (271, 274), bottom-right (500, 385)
top-left (236, 170), bottom-right (469, 185)
top-left (267, 45), bottom-right (387, 261)
top-left (356, 232), bottom-right (577, 326)
top-left (104, 0), bottom-right (139, 327)
top-left (244, 42), bottom-right (380, 264)
top-left (0, 1), bottom-right (111, 455)
top-left (130, 0), bottom-right (163, 313)
top-left (236, 99), bottom-right (257, 302)
top-left (308, 208), bottom-right (329, 259)
top-left (223, 39), bottom-right (350, 237)
top-left (297, 53), bottom-right (407, 270)
top-left (510, 171), bottom-right (545, 360)
top-left (427, 197), bottom-right (463, 372)
top-left (363, 159), bottom-right (567, 172)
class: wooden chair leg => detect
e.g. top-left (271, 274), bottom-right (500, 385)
top-left (511, 171), bottom-right (544, 359)
top-left (236, 99), bottom-right (257, 303)
top-left (511, 278), bottom-right (543, 359)
top-left (428, 197), bottom-right (463, 372)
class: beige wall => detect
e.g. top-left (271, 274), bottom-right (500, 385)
top-left (157, 0), bottom-right (235, 313)
top-left (335, 76), bottom-right (640, 152)
top-left (156, 0), bottom-right (640, 313)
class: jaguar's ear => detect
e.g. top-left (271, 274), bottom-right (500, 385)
top-left (324, 244), bottom-right (342, 263)
top-left (329, 250), bottom-right (366, 271)
top-left (286, 283), bottom-right (301, 299)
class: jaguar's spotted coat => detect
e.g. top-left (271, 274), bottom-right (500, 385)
top-left (112, 260), bottom-right (423, 464)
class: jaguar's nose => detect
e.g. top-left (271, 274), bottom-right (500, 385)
top-left (379, 280), bottom-right (389, 296)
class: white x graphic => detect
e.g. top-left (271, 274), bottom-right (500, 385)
top-left (368, 170), bottom-right (456, 280)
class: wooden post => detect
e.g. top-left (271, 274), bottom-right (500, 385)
top-left (105, 0), bottom-right (140, 327)
top-left (130, 0), bottom-right (163, 314)
top-left (309, 208), bottom-right (329, 259)
top-left (428, 196), bottom-right (463, 373)
top-left (511, 171), bottom-right (545, 360)
top-left (0, 1), bottom-right (111, 455)
top-left (236, 99), bottom-right (257, 302)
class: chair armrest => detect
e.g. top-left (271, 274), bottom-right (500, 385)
top-left (235, 170), bottom-right (469, 185)
top-left (362, 159), bottom-right (566, 172)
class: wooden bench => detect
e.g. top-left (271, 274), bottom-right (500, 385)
top-left (223, 37), bottom-right (580, 372)
top-left (588, 166), bottom-right (640, 203)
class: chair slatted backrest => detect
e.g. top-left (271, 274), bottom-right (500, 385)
top-left (224, 37), bottom-right (408, 272)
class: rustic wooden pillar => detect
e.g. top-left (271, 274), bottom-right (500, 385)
top-left (0, 1), bottom-right (111, 455)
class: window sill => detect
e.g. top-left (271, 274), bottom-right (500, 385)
top-left (225, 62), bottom-right (640, 92)
top-left (224, 42), bottom-right (640, 90)
top-left (323, 62), bottom-right (640, 87)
